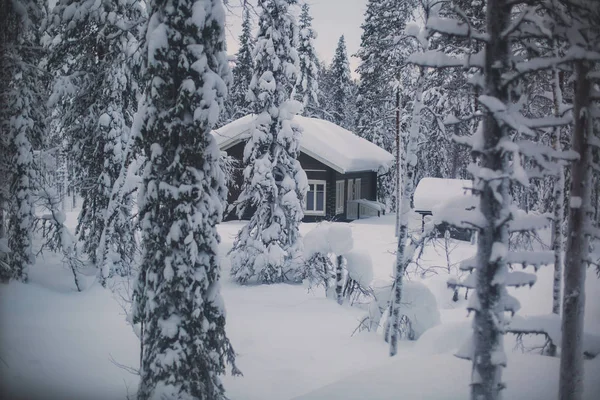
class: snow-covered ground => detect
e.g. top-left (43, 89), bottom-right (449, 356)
top-left (1, 210), bottom-right (599, 400)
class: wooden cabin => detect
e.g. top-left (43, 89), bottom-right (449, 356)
top-left (213, 115), bottom-right (393, 222)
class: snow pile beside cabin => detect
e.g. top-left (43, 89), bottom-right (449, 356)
top-left (212, 114), bottom-right (394, 174)
top-left (413, 177), bottom-right (473, 213)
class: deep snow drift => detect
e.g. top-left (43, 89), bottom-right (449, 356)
top-left (1, 211), bottom-right (599, 400)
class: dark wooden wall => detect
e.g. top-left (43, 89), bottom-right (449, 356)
top-left (223, 140), bottom-right (378, 222)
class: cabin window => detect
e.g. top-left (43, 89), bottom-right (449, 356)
top-left (335, 180), bottom-right (345, 214)
top-left (305, 180), bottom-right (326, 215)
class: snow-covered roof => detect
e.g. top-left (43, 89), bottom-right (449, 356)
top-left (413, 178), bottom-right (473, 212)
top-left (212, 115), bottom-right (393, 174)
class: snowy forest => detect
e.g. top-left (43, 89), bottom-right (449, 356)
top-left (1, 0), bottom-right (600, 399)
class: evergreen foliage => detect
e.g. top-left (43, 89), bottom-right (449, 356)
top-left (296, 3), bottom-right (319, 116)
top-left (327, 35), bottom-right (353, 131)
top-left (224, 4), bottom-right (254, 124)
top-left (1, 0), bottom-right (47, 282)
top-left (229, 0), bottom-right (307, 285)
top-left (46, 0), bottom-right (143, 277)
top-left (131, 0), bottom-right (239, 398)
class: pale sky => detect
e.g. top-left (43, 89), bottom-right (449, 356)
top-left (224, 0), bottom-right (368, 79)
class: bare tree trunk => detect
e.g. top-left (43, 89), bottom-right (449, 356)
top-left (335, 255), bottom-right (345, 305)
top-left (395, 87), bottom-right (401, 237)
top-left (469, 1), bottom-right (512, 398)
top-left (551, 50), bottom-right (565, 320)
top-left (450, 123), bottom-right (460, 179)
top-left (559, 60), bottom-right (592, 400)
top-left (389, 66), bottom-right (425, 357)
top-left (0, 209), bottom-right (5, 240)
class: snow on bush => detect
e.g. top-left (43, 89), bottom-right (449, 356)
top-left (303, 222), bottom-right (332, 257)
top-left (367, 279), bottom-right (441, 339)
top-left (397, 281), bottom-right (441, 339)
top-left (345, 250), bottom-right (373, 288)
top-left (328, 224), bottom-right (353, 255)
top-left (415, 321), bottom-right (471, 355)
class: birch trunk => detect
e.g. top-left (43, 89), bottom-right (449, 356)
top-left (335, 255), bottom-right (345, 305)
top-left (395, 88), bottom-right (402, 238)
top-left (551, 53), bottom-right (565, 319)
top-left (559, 60), bottom-right (592, 400)
top-left (389, 66), bottom-right (425, 357)
top-left (470, 1), bottom-right (512, 398)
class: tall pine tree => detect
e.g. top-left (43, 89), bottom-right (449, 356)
top-left (1, 0), bottom-right (47, 282)
top-left (327, 35), bottom-right (353, 130)
top-left (296, 2), bottom-right (319, 116)
top-left (229, 0), bottom-right (307, 284)
top-left (131, 0), bottom-right (238, 398)
top-left (225, 4), bottom-right (254, 124)
top-left (46, 0), bottom-right (142, 279)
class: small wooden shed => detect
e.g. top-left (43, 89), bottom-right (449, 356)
top-left (413, 177), bottom-right (473, 240)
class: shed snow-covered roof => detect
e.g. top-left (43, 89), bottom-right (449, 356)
top-left (413, 178), bottom-right (473, 212)
top-left (212, 115), bottom-right (393, 174)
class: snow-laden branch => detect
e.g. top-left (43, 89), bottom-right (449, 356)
top-left (426, 17), bottom-right (489, 42)
top-left (408, 50), bottom-right (484, 69)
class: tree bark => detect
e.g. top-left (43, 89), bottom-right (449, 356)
top-left (559, 60), bottom-right (591, 400)
top-left (551, 51), bottom-right (565, 320)
top-left (335, 255), bottom-right (345, 305)
top-left (395, 87), bottom-right (401, 237)
top-left (469, 1), bottom-right (512, 398)
top-left (389, 66), bottom-right (425, 357)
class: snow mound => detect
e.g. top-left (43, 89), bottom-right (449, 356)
top-left (328, 224), bottom-right (353, 255)
top-left (345, 250), bottom-right (373, 287)
top-left (303, 222), bottom-right (332, 257)
top-left (415, 321), bottom-right (471, 354)
top-left (397, 280), bottom-right (441, 339)
top-left (507, 314), bottom-right (600, 358)
top-left (414, 177), bottom-right (472, 212)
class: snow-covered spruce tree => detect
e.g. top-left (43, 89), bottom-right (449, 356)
top-left (355, 0), bottom-right (418, 212)
top-left (130, 0), bottom-right (239, 398)
top-left (315, 60), bottom-right (333, 120)
top-left (327, 35), bottom-right (354, 130)
top-left (296, 2), bottom-right (319, 116)
top-left (558, 2), bottom-right (600, 398)
top-left (224, 4), bottom-right (254, 124)
top-left (1, 0), bottom-right (47, 282)
top-left (355, 0), bottom-right (417, 149)
top-left (94, 5), bottom-right (146, 285)
top-left (46, 0), bottom-right (142, 276)
top-left (229, 0), bottom-right (307, 285)
top-left (411, 1), bottom-right (581, 397)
